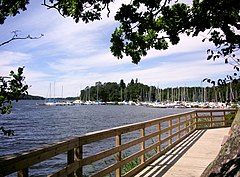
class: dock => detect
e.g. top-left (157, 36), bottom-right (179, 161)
top-left (0, 109), bottom-right (237, 177)
top-left (136, 127), bottom-right (230, 177)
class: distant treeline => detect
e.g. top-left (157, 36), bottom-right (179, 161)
top-left (78, 79), bottom-right (240, 103)
top-left (20, 79), bottom-right (240, 102)
top-left (20, 95), bottom-right (45, 100)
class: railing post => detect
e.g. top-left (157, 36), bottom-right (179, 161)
top-left (195, 111), bottom-right (199, 129)
top-left (17, 168), bottom-right (28, 177)
top-left (223, 111), bottom-right (226, 126)
top-left (116, 134), bottom-right (121, 177)
top-left (169, 120), bottom-right (172, 146)
top-left (76, 145), bottom-right (83, 177)
top-left (178, 117), bottom-right (181, 140)
top-left (157, 123), bottom-right (161, 153)
top-left (140, 128), bottom-right (145, 163)
top-left (184, 115), bottom-right (187, 135)
top-left (210, 111), bottom-right (213, 128)
top-left (193, 112), bottom-right (197, 130)
top-left (67, 149), bottom-right (74, 177)
top-left (189, 112), bottom-right (195, 131)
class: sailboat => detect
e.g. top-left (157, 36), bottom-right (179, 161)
top-left (43, 83), bottom-right (73, 106)
top-left (73, 89), bottom-right (84, 105)
top-left (43, 82), bottom-right (57, 106)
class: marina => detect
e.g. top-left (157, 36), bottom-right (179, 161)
top-left (42, 99), bottom-right (237, 109)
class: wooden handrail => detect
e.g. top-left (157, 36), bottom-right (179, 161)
top-left (0, 109), bottom-right (237, 177)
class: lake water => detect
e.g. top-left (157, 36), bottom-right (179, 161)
top-left (0, 100), bottom-right (191, 176)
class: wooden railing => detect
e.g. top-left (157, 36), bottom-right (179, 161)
top-left (0, 109), bottom-right (237, 177)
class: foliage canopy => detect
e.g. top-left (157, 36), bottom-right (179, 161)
top-left (0, 0), bottom-right (29, 24)
top-left (1, 0), bottom-right (239, 65)
top-left (39, 0), bottom-right (240, 67)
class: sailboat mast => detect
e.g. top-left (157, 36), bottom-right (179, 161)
top-left (89, 87), bottom-right (91, 101)
top-left (149, 86), bottom-right (152, 102)
top-left (61, 85), bottom-right (63, 99)
top-left (53, 81), bottom-right (55, 101)
top-left (49, 83), bottom-right (51, 99)
top-left (230, 82), bottom-right (234, 101)
top-left (97, 85), bottom-right (99, 101)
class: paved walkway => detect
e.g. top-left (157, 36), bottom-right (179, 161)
top-left (136, 128), bottom-right (230, 177)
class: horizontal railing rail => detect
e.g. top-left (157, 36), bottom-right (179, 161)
top-left (0, 109), bottom-right (237, 177)
top-left (195, 109), bottom-right (237, 129)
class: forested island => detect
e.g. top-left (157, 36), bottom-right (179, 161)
top-left (21, 79), bottom-right (240, 104)
top-left (74, 79), bottom-right (240, 103)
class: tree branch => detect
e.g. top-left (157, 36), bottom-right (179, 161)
top-left (153, 0), bottom-right (169, 17)
top-left (42, 0), bottom-right (64, 17)
top-left (0, 31), bottom-right (44, 47)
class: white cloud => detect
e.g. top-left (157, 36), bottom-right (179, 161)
top-left (0, 51), bottom-right (32, 76)
top-left (143, 32), bottom-right (215, 62)
top-left (0, 51), bottom-right (31, 65)
top-left (47, 50), bottom-right (131, 73)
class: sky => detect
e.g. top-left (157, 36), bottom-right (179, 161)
top-left (0, 1), bottom-right (235, 98)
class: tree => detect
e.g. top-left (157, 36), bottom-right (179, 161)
top-left (119, 79), bottom-right (126, 89)
top-left (0, 32), bottom-right (42, 137)
top-left (129, 79), bottom-right (135, 85)
top-left (0, 67), bottom-right (28, 135)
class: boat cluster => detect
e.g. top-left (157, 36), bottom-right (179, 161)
top-left (137, 101), bottom-right (233, 109)
top-left (117, 101), bottom-right (236, 108)
top-left (51, 100), bottom-right (238, 109)
top-left (42, 100), bottom-right (74, 106)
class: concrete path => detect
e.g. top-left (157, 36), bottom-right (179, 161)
top-left (136, 128), bottom-right (230, 177)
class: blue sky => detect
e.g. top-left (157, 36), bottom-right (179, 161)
top-left (0, 1), bottom-right (235, 97)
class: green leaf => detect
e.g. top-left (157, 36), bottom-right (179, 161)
top-left (207, 55), bottom-right (212, 60)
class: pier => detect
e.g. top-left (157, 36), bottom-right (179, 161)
top-left (136, 127), bottom-right (230, 176)
top-left (0, 109), bottom-right (237, 177)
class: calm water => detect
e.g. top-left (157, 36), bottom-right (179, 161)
top-left (0, 100), bottom-right (191, 176)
